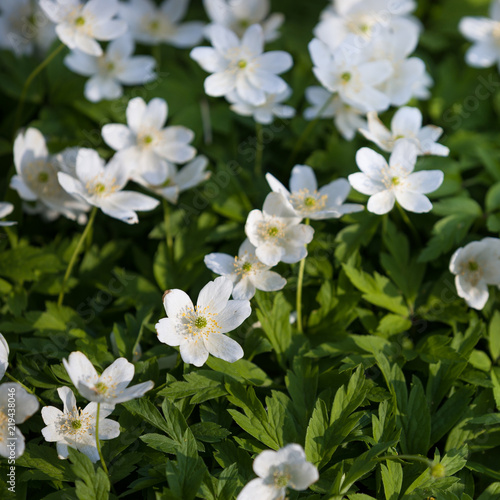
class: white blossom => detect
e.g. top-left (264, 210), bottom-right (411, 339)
top-left (204, 239), bottom-right (286, 300)
top-left (0, 203), bottom-right (16, 227)
top-left (449, 238), bottom-right (500, 310)
top-left (0, 334), bottom-right (9, 381)
top-left (64, 34), bottom-right (156, 102)
top-left (156, 277), bottom-right (251, 367)
top-left (348, 140), bottom-right (444, 215)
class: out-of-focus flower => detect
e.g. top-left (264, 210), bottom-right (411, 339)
top-left (0, 203), bottom-right (16, 226)
top-left (0, 334), bottom-right (9, 381)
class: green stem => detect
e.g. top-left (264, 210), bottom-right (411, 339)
top-left (131, 311), bottom-right (153, 362)
top-left (255, 122), bottom-right (264, 177)
top-left (288, 93), bottom-right (335, 166)
top-left (58, 206), bottom-right (98, 307)
top-left (377, 454), bottom-right (432, 466)
top-left (162, 199), bottom-right (173, 262)
top-left (296, 218), bottom-right (310, 334)
top-left (153, 45), bottom-right (162, 69)
top-left (14, 43), bottom-right (65, 136)
top-left (396, 203), bottom-right (421, 246)
top-left (95, 403), bottom-right (109, 476)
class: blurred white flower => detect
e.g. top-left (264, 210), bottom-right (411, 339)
top-left (449, 238), bottom-right (500, 310)
top-left (0, 203), bottom-right (16, 226)
top-left (245, 192), bottom-right (314, 266)
top-left (0, 334), bottom-right (9, 381)
top-left (190, 24), bottom-right (293, 105)
top-left (0, 383), bottom-right (39, 459)
top-left (360, 107), bottom-right (449, 156)
top-left (41, 386), bottom-right (119, 462)
top-left (155, 277), bottom-right (251, 367)
top-left (460, 1), bottom-right (500, 70)
top-left (226, 86), bottom-right (295, 124)
top-left (348, 140), bottom-right (444, 215)
top-left (40, 0), bottom-right (127, 56)
top-left (11, 128), bottom-right (90, 223)
top-left (134, 155), bottom-right (211, 204)
top-left (203, 0), bottom-right (284, 42)
top-left (304, 87), bottom-right (367, 141)
top-left (119, 0), bottom-right (204, 47)
top-left (266, 165), bottom-right (363, 220)
top-left (57, 148), bottom-right (160, 224)
top-left (63, 351), bottom-right (154, 405)
top-left (64, 34), bottom-right (156, 102)
top-left (309, 36), bottom-right (392, 113)
top-left (0, 0), bottom-right (56, 56)
top-left (237, 443), bottom-right (319, 500)
top-left (204, 239), bottom-right (286, 300)
top-left (102, 97), bottom-right (196, 186)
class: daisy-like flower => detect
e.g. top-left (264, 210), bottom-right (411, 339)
top-left (62, 351), bottom-right (154, 405)
top-left (190, 24), bottom-right (293, 106)
top-left (237, 443), bottom-right (319, 500)
top-left (64, 34), bottom-right (156, 103)
top-left (119, 0), bottom-right (204, 48)
top-left (0, 382), bottom-right (39, 459)
top-left (203, 0), bottom-right (284, 42)
top-left (102, 97), bottom-right (196, 186)
top-left (266, 165), bottom-right (363, 220)
top-left (360, 107), bottom-right (449, 156)
top-left (0, 0), bottom-right (56, 56)
top-left (0, 203), bottom-right (16, 226)
top-left (40, 0), bottom-right (127, 56)
top-left (309, 36), bottom-right (393, 113)
top-left (57, 148), bottom-right (160, 224)
top-left (245, 192), bottom-right (315, 267)
top-left (11, 128), bottom-right (90, 223)
top-left (204, 239), bottom-right (286, 300)
top-left (0, 334), bottom-right (9, 381)
top-left (348, 140), bottom-right (444, 215)
top-left (449, 238), bottom-right (500, 310)
top-left (459, 0), bottom-right (500, 70)
top-left (41, 386), bottom-right (119, 462)
top-left (304, 87), bottom-right (367, 141)
top-left (155, 277), bottom-right (251, 367)
top-left (134, 155), bottom-right (211, 205)
top-left (226, 86), bottom-right (295, 124)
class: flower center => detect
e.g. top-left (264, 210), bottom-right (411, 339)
top-left (95, 381), bottom-right (108, 394)
top-left (468, 260), bottom-right (479, 272)
top-left (242, 262), bottom-right (252, 272)
top-left (304, 196), bottom-right (316, 207)
top-left (75, 16), bottom-right (85, 26)
top-left (150, 20), bottom-right (160, 31)
top-left (273, 471), bottom-right (290, 488)
top-left (71, 419), bottom-right (82, 429)
top-left (178, 305), bottom-right (221, 340)
top-left (106, 62), bottom-right (115, 72)
top-left (59, 407), bottom-right (93, 439)
top-left (391, 177), bottom-right (400, 186)
top-left (341, 72), bottom-right (351, 83)
top-left (195, 316), bottom-right (207, 329)
top-left (238, 59), bottom-right (247, 69)
top-left (94, 183), bottom-right (106, 194)
top-left (289, 188), bottom-right (327, 214)
top-left (38, 172), bottom-right (49, 183)
top-left (239, 19), bottom-right (250, 29)
top-left (268, 226), bottom-right (279, 237)
top-left (143, 135), bottom-right (153, 144)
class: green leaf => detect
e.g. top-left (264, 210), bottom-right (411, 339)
top-left (68, 448), bottom-right (110, 500)
top-left (381, 459), bottom-right (403, 500)
top-left (489, 311), bottom-right (500, 362)
top-left (477, 482), bottom-right (500, 500)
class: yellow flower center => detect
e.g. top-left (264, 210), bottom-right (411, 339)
top-left (194, 316), bottom-right (207, 329)
top-left (341, 72), bottom-right (351, 83)
top-left (268, 226), bottom-right (279, 237)
top-left (468, 260), bottom-right (479, 272)
top-left (238, 59), bottom-right (248, 69)
top-left (75, 16), bottom-right (85, 26)
top-left (273, 470), bottom-right (290, 488)
top-left (94, 381), bottom-right (108, 394)
top-left (391, 177), bottom-right (400, 186)
top-left (289, 188), bottom-right (327, 214)
top-left (178, 305), bottom-right (222, 341)
top-left (71, 419), bottom-right (82, 429)
top-left (38, 172), bottom-right (49, 183)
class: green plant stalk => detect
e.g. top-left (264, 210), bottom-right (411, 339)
top-left (296, 218), bottom-right (310, 334)
top-left (163, 199), bottom-right (174, 262)
top-left (255, 122), bottom-right (264, 177)
top-left (95, 403), bottom-right (109, 476)
top-left (396, 202), bottom-right (421, 246)
top-left (58, 206), bottom-right (98, 306)
top-left (14, 43), bottom-right (65, 136)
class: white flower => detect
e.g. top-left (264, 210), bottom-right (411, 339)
top-left (309, 36), bottom-right (393, 113)
top-left (40, 0), bottom-right (127, 56)
top-left (203, 0), bottom-right (284, 42)
top-left (119, 0), bottom-right (204, 47)
top-left (266, 165), bottom-right (363, 220)
top-left (226, 86), bottom-right (295, 124)
top-left (0, 0), bottom-right (56, 56)
top-left (304, 87), bottom-right (367, 141)
top-left (11, 128), bottom-right (90, 223)
top-left (360, 107), bottom-right (449, 156)
top-left (156, 277), bottom-right (251, 367)
top-left (134, 155), bottom-right (211, 205)
top-left (449, 238), bottom-right (500, 310)
top-left (245, 192), bottom-right (315, 266)
top-left (62, 351), bottom-right (154, 405)
top-left (348, 140), bottom-right (444, 215)
top-left (0, 334), bottom-right (9, 381)
top-left (190, 24), bottom-right (293, 106)
top-left (204, 239), bottom-right (286, 300)
top-left (0, 203), bottom-right (16, 227)
top-left (102, 97), bottom-right (196, 186)
top-left (41, 386), bottom-right (119, 462)
top-left (57, 148), bottom-right (160, 224)
top-left (64, 34), bottom-right (156, 103)
top-left (460, 1), bottom-right (500, 70)
top-left (0, 383), bottom-right (39, 459)
top-left (237, 443), bottom-right (319, 500)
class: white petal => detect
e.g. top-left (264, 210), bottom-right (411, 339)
top-left (179, 339), bottom-right (209, 367)
top-left (41, 406), bottom-right (64, 427)
top-left (156, 317), bottom-right (184, 346)
top-left (355, 148), bottom-right (388, 178)
top-left (113, 381), bottom-right (154, 404)
top-left (241, 24), bottom-right (264, 57)
top-left (466, 41), bottom-right (499, 67)
top-left (289, 165), bottom-right (317, 193)
top-left (204, 253), bottom-right (236, 276)
top-left (232, 278), bottom-right (256, 300)
top-left (262, 192), bottom-right (298, 220)
top-left (98, 418), bottom-right (121, 439)
top-left (63, 352), bottom-right (99, 391)
top-left (405, 171), bottom-right (444, 194)
top-left (64, 50), bottom-right (98, 77)
top-left (288, 462), bottom-right (319, 490)
top-left (394, 191), bottom-right (433, 213)
top-left (204, 333), bottom-right (244, 363)
top-left (367, 190), bottom-right (395, 214)
top-left (163, 289), bottom-right (194, 318)
top-left (211, 25), bottom-right (240, 55)
top-left (167, 22), bottom-right (204, 48)
top-left (456, 275), bottom-right (489, 310)
top-left (190, 47), bottom-right (227, 73)
top-left (391, 106), bottom-right (422, 137)
top-left (236, 74), bottom-right (266, 105)
top-left (217, 299), bottom-right (251, 334)
top-left (237, 478), bottom-right (284, 500)
top-left (389, 140), bottom-right (418, 175)
top-left (100, 358), bottom-right (134, 388)
top-left (256, 51), bottom-right (293, 74)
top-left (252, 270), bottom-right (286, 292)
top-left (57, 386), bottom-right (77, 414)
top-left (102, 124), bottom-right (135, 151)
top-left (197, 276), bottom-right (233, 314)
top-left (256, 242), bottom-right (284, 266)
top-left (76, 148), bottom-right (105, 184)
top-left (126, 97), bottom-right (147, 133)
top-left (143, 98), bottom-right (168, 130)
top-left (205, 71), bottom-right (236, 96)
top-left (265, 173), bottom-right (290, 197)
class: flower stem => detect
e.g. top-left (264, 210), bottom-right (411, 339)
top-left (58, 206), bottom-right (98, 307)
top-left (255, 122), bottom-right (264, 177)
top-left (162, 199), bottom-right (174, 262)
top-left (14, 43), bottom-right (65, 136)
top-left (396, 203), bottom-right (421, 246)
top-left (287, 93), bottom-right (335, 167)
top-left (296, 218), bottom-right (310, 334)
top-left (95, 403), bottom-right (109, 476)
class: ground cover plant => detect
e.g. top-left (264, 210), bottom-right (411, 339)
top-left (1, 0), bottom-right (500, 499)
